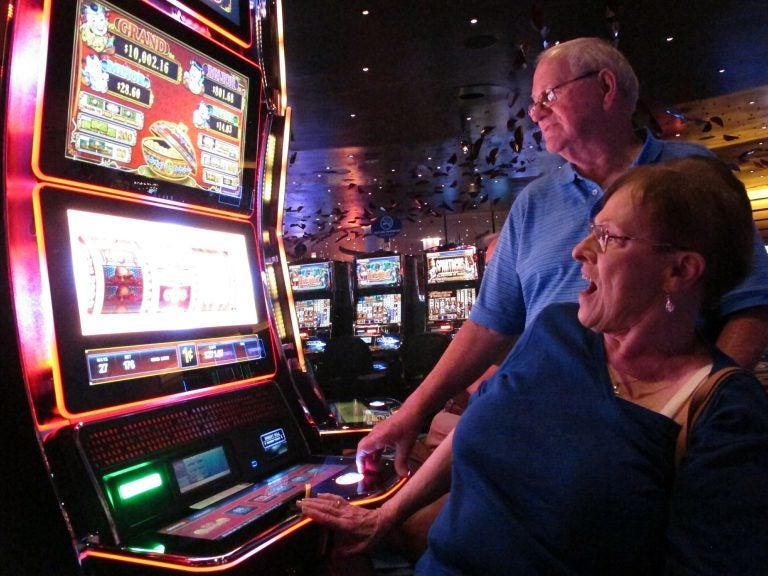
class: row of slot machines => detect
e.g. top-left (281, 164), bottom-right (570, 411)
top-left (289, 246), bottom-right (489, 355)
top-left (0, 1), bottom-right (402, 575)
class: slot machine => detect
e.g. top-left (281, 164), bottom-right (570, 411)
top-left (0, 1), bottom-right (402, 575)
top-left (425, 246), bottom-right (480, 337)
top-left (288, 259), bottom-right (353, 356)
top-left (353, 252), bottom-right (405, 353)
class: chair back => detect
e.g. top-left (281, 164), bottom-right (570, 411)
top-left (315, 336), bottom-right (381, 400)
top-left (399, 332), bottom-right (451, 391)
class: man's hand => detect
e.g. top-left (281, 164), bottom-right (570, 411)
top-left (356, 407), bottom-right (423, 476)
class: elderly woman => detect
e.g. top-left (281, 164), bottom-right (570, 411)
top-left (299, 156), bottom-right (768, 574)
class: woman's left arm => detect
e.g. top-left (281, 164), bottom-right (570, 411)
top-left (666, 373), bottom-right (768, 575)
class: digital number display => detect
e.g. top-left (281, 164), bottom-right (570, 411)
top-left (68, 0), bottom-right (249, 200)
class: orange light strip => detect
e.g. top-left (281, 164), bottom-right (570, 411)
top-left (274, 0), bottom-right (288, 113)
top-left (350, 475), bottom-right (408, 507)
top-left (81, 517), bottom-right (314, 572)
top-left (271, 109), bottom-right (306, 371)
top-left (32, 1), bottom-right (261, 210)
top-left (319, 427), bottom-right (374, 436)
top-left (160, 0), bottom-right (252, 49)
top-left (81, 475), bottom-right (407, 571)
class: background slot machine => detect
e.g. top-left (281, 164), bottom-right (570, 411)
top-left (425, 246), bottom-right (480, 337)
top-left (353, 252), bottom-right (405, 353)
top-left (288, 259), bottom-right (353, 356)
top-left (0, 1), bottom-right (402, 575)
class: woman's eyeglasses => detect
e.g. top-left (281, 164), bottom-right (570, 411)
top-left (589, 222), bottom-right (675, 253)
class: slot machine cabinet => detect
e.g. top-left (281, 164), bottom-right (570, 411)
top-left (257, 112), bottom-right (339, 431)
top-left (288, 258), bottom-right (353, 356)
top-left (0, 1), bottom-right (403, 574)
top-left (424, 246), bottom-right (480, 337)
top-left (353, 252), bottom-right (405, 351)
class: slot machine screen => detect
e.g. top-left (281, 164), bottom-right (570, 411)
top-left (289, 262), bottom-right (332, 293)
top-left (355, 293), bottom-right (402, 326)
top-left (294, 298), bottom-right (332, 329)
top-left (37, 186), bottom-right (275, 415)
top-left (355, 255), bottom-right (402, 289)
top-left (426, 247), bottom-right (478, 284)
top-left (35, 0), bottom-right (263, 214)
top-left (428, 288), bottom-right (477, 321)
top-left (374, 334), bottom-right (401, 350)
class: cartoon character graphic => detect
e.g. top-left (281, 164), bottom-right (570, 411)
top-left (80, 3), bottom-right (114, 54)
top-left (82, 54), bottom-right (109, 93)
top-left (192, 101), bottom-right (211, 129)
top-left (183, 61), bottom-right (205, 95)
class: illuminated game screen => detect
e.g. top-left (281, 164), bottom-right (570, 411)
top-left (426, 247), bottom-right (478, 284)
top-left (355, 255), bottom-right (402, 288)
top-left (173, 445), bottom-right (232, 494)
top-left (428, 287), bottom-right (477, 321)
top-left (37, 0), bottom-right (262, 214)
top-left (355, 293), bottom-right (402, 326)
top-left (289, 262), bottom-right (332, 293)
top-left (160, 462), bottom-right (346, 541)
top-left (67, 209), bottom-right (259, 337)
top-left (39, 186), bottom-right (275, 413)
top-left (375, 334), bottom-right (401, 350)
top-left (294, 298), bottom-right (332, 329)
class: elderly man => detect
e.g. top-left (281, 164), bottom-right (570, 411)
top-left (358, 37), bottom-right (768, 477)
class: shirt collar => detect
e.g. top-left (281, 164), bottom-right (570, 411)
top-left (558, 128), bottom-right (657, 185)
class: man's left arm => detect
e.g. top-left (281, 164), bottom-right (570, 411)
top-left (716, 305), bottom-right (768, 369)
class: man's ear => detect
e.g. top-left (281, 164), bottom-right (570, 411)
top-left (596, 68), bottom-right (617, 105)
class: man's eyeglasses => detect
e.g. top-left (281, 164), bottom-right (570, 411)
top-left (527, 70), bottom-right (600, 118)
top-left (589, 223), bottom-right (675, 253)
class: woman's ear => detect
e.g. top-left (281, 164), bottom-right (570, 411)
top-left (663, 251), bottom-right (706, 293)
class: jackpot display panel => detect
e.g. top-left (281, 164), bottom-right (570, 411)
top-left (425, 247), bottom-right (479, 336)
top-left (0, 1), bottom-right (402, 575)
top-left (353, 254), bottom-right (404, 351)
top-left (37, 0), bottom-right (261, 214)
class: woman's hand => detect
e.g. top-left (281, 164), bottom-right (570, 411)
top-left (297, 493), bottom-right (394, 556)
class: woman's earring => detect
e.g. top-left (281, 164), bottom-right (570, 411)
top-left (665, 294), bottom-right (675, 313)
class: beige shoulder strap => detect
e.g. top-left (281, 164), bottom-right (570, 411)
top-left (660, 364), bottom-right (712, 420)
top-left (674, 366), bottom-right (746, 464)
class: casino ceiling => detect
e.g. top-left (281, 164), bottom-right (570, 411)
top-left (279, 0), bottom-right (768, 260)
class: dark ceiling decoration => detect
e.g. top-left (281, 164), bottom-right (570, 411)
top-left (281, 1), bottom-right (768, 259)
